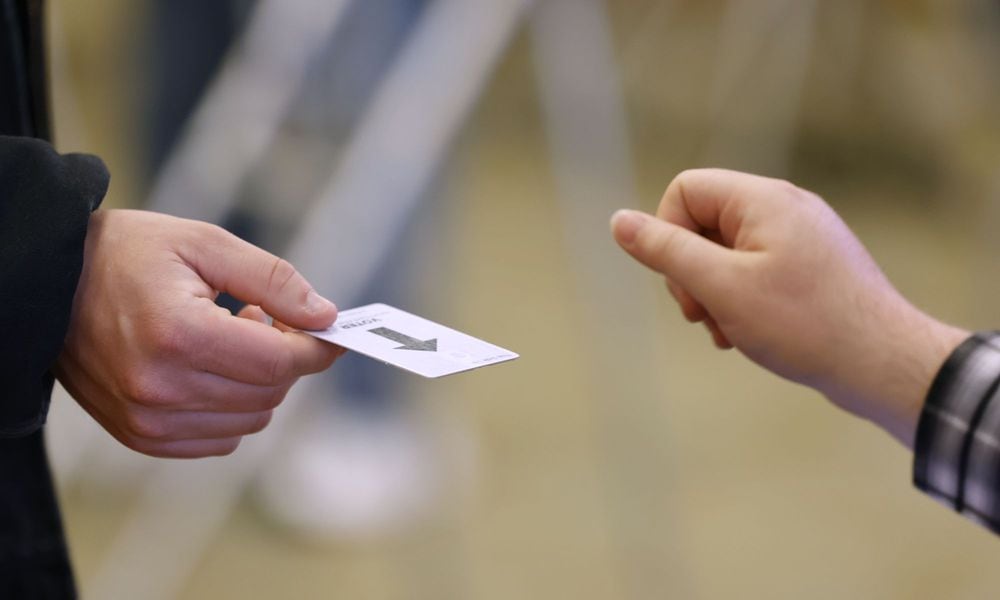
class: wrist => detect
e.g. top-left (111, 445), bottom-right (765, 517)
top-left (845, 308), bottom-right (968, 448)
top-left (814, 293), bottom-right (968, 448)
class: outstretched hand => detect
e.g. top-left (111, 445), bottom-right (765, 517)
top-left (611, 169), bottom-right (967, 447)
top-left (56, 209), bottom-right (345, 458)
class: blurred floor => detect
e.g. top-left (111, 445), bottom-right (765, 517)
top-left (49, 1), bottom-right (1000, 599)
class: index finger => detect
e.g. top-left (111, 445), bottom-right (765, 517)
top-left (178, 222), bottom-right (338, 332)
top-left (187, 307), bottom-right (341, 385)
top-left (657, 168), bottom-right (797, 247)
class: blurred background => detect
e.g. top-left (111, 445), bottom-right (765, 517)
top-left (41, 0), bottom-right (1000, 598)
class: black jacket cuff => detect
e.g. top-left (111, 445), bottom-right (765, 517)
top-left (0, 135), bottom-right (108, 436)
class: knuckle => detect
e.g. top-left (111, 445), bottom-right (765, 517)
top-left (773, 178), bottom-right (806, 202)
top-left (192, 220), bottom-right (228, 244)
top-left (318, 347), bottom-right (340, 371)
top-left (267, 348), bottom-right (295, 385)
top-left (262, 386), bottom-right (288, 410)
top-left (124, 409), bottom-right (170, 440)
top-left (667, 168), bottom-right (705, 197)
top-left (683, 303), bottom-right (706, 323)
top-left (122, 436), bottom-right (156, 456)
top-left (674, 168), bottom-right (702, 184)
top-left (266, 257), bottom-right (299, 297)
top-left (122, 370), bottom-right (172, 407)
top-left (249, 411), bottom-right (273, 434)
top-left (127, 438), bottom-right (174, 458)
top-left (147, 320), bottom-right (189, 356)
top-left (214, 438), bottom-right (242, 457)
top-left (659, 172), bottom-right (688, 212)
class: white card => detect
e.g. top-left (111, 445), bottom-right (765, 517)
top-left (305, 303), bottom-right (519, 378)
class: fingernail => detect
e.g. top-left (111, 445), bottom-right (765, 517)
top-left (306, 289), bottom-right (336, 314)
top-left (611, 209), bottom-right (647, 244)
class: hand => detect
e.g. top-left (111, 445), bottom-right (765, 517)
top-left (610, 169), bottom-right (968, 447)
top-left (55, 209), bottom-right (345, 458)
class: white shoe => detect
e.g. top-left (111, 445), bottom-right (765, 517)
top-left (253, 395), bottom-right (476, 542)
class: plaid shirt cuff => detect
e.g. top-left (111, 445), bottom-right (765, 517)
top-left (914, 331), bottom-right (1000, 533)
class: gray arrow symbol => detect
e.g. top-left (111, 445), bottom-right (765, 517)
top-left (368, 327), bottom-right (438, 352)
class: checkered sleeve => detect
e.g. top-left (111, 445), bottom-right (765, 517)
top-left (914, 331), bottom-right (1000, 533)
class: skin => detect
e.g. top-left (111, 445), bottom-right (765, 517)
top-left (610, 168), bottom-right (969, 448)
top-left (55, 209), bottom-right (345, 458)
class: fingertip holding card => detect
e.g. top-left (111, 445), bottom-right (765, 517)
top-left (304, 303), bottom-right (519, 378)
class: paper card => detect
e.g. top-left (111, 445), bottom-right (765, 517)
top-left (305, 303), bottom-right (519, 378)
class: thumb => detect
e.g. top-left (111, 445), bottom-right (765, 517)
top-left (185, 225), bottom-right (337, 331)
top-left (610, 209), bottom-right (733, 299)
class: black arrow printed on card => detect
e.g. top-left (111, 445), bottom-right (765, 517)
top-left (368, 327), bottom-right (438, 352)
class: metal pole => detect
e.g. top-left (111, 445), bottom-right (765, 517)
top-left (531, 1), bottom-right (695, 597)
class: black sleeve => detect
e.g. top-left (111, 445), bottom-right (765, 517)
top-left (0, 135), bottom-right (108, 437)
top-left (914, 331), bottom-right (1000, 533)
